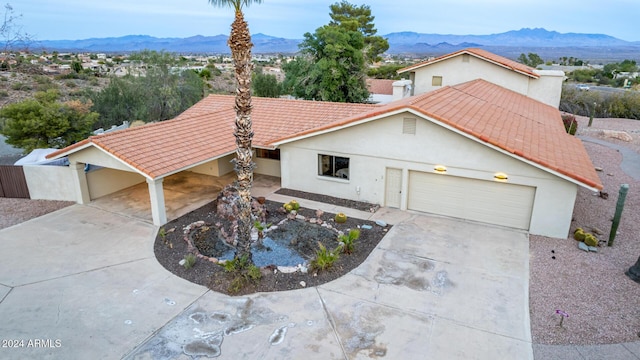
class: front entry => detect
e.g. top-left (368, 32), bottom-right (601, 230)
top-left (385, 168), bottom-right (402, 208)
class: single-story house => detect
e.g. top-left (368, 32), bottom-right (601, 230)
top-left (398, 48), bottom-right (566, 108)
top-left (47, 78), bottom-right (602, 238)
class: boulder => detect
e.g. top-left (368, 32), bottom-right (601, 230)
top-left (601, 130), bottom-right (633, 142)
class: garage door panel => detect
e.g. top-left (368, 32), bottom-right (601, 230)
top-left (408, 171), bottom-right (535, 230)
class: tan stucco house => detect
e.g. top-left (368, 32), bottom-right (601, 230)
top-left (47, 72), bottom-right (602, 238)
top-left (398, 48), bottom-right (566, 108)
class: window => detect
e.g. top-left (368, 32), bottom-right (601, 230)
top-left (432, 76), bottom-right (443, 86)
top-left (255, 148), bottom-right (280, 160)
top-left (318, 154), bottom-right (349, 180)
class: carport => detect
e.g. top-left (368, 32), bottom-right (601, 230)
top-left (89, 171), bottom-right (236, 224)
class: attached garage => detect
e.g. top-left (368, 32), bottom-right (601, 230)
top-left (407, 171), bottom-right (536, 230)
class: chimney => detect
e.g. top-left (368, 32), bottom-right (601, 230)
top-left (392, 80), bottom-right (413, 101)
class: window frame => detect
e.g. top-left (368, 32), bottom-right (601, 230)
top-left (255, 148), bottom-right (280, 160)
top-left (317, 154), bottom-right (350, 181)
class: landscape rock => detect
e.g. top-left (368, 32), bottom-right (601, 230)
top-left (601, 130), bottom-right (633, 142)
top-left (361, 224), bottom-right (373, 230)
top-left (375, 220), bottom-right (387, 227)
top-left (578, 242), bottom-right (589, 252)
top-left (588, 246), bottom-right (598, 252)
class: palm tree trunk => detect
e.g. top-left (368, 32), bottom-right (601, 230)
top-left (229, 10), bottom-right (255, 261)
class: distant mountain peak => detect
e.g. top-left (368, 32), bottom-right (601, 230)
top-left (32, 28), bottom-right (637, 55)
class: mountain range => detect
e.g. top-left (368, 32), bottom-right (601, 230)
top-left (32, 28), bottom-right (640, 62)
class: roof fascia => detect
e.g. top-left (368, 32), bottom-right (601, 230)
top-left (415, 111), bottom-right (599, 191)
top-left (270, 108), bottom-right (409, 147)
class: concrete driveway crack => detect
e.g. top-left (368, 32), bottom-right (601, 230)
top-left (316, 287), bottom-right (348, 360)
top-left (0, 286), bottom-right (12, 304)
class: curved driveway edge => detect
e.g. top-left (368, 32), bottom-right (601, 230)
top-left (0, 205), bottom-right (209, 359)
top-left (0, 204), bottom-right (532, 359)
top-left (127, 213), bottom-right (533, 360)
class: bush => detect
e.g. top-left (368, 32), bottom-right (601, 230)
top-left (561, 114), bottom-right (578, 135)
top-left (310, 242), bottom-right (340, 271)
top-left (222, 254), bottom-right (262, 293)
top-left (11, 82), bottom-right (31, 91)
top-left (183, 253), bottom-right (196, 269)
top-left (338, 228), bottom-right (360, 254)
top-left (0, 90), bottom-right (8, 97)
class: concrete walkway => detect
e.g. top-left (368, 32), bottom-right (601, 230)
top-left (579, 135), bottom-right (640, 180)
top-left (0, 194), bottom-right (532, 359)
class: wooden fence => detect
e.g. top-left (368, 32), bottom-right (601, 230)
top-left (0, 165), bottom-right (30, 198)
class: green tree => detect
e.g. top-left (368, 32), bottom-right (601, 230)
top-left (71, 61), bottom-right (82, 73)
top-left (283, 25), bottom-right (369, 103)
top-left (517, 52), bottom-right (543, 67)
top-left (328, 1), bottom-right (388, 64)
top-left (367, 64), bottom-right (406, 79)
top-left (252, 72), bottom-right (280, 98)
top-left (0, 89), bottom-right (97, 152)
top-left (89, 50), bottom-right (205, 128)
top-left (208, 0), bottom-right (262, 263)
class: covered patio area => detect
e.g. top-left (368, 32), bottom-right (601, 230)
top-left (89, 172), bottom-right (281, 224)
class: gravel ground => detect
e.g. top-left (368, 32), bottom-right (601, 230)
top-left (0, 198), bottom-right (74, 229)
top-left (529, 116), bottom-right (640, 345)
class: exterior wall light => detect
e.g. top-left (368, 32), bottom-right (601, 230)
top-left (494, 172), bottom-right (508, 182)
top-left (434, 165), bottom-right (447, 174)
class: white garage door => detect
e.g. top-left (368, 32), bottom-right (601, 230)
top-left (408, 171), bottom-right (535, 230)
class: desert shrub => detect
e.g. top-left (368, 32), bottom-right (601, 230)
top-left (183, 253), bottom-right (196, 269)
top-left (65, 81), bottom-right (77, 88)
top-left (560, 84), bottom-right (640, 120)
top-left (338, 228), bottom-right (360, 254)
top-left (0, 90), bottom-right (8, 97)
top-left (561, 114), bottom-right (578, 135)
top-left (310, 242), bottom-right (340, 271)
top-left (222, 254), bottom-right (262, 293)
top-left (11, 82), bottom-right (31, 91)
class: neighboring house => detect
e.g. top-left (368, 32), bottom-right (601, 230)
top-left (398, 48), bottom-right (565, 108)
top-left (47, 78), bottom-right (602, 238)
top-left (367, 79), bottom-right (395, 104)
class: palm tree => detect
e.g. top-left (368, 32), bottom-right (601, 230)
top-left (208, 0), bottom-right (262, 262)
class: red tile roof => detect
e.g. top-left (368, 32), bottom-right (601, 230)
top-left (273, 79), bottom-right (601, 189)
top-left (398, 48), bottom-right (540, 78)
top-left (366, 79), bottom-right (395, 95)
top-left (48, 80), bottom-right (602, 190)
top-left (47, 97), bottom-right (376, 179)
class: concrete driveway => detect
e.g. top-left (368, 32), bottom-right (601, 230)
top-left (0, 204), bottom-right (532, 359)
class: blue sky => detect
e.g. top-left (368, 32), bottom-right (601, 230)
top-left (12, 0), bottom-right (640, 42)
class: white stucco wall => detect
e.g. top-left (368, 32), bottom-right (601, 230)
top-left (410, 55), bottom-right (530, 96)
top-left (255, 158), bottom-right (281, 177)
top-left (280, 112), bottom-right (579, 238)
top-left (528, 70), bottom-right (565, 108)
top-left (190, 154), bottom-right (237, 177)
top-left (86, 167), bottom-right (145, 199)
top-left (22, 165), bottom-right (76, 201)
top-left (68, 146), bottom-right (137, 172)
top-left (409, 55), bottom-right (563, 108)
